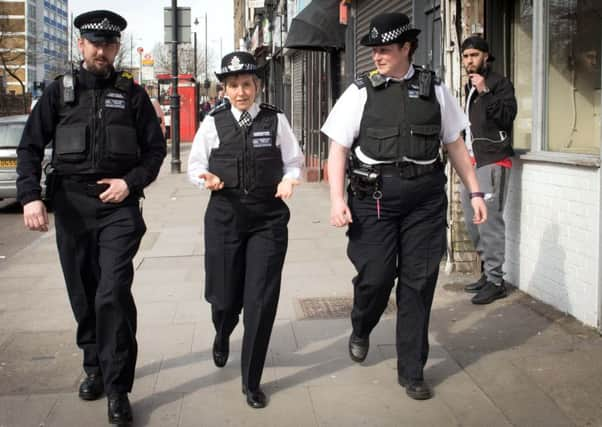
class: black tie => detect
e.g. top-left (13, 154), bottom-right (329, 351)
top-left (239, 111), bottom-right (252, 128)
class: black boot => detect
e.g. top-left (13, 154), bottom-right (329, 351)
top-left (398, 376), bottom-right (433, 400)
top-left (464, 274), bottom-right (487, 293)
top-left (348, 333), bottom-right (369, 363)
top-left (242, 385), bottom-right (267, 409)
top-left (78, 373), bottom-right (104, 401)
top-left (212, 336), bottom-right (229, 368)
top-left (107, 393), bottom-right (133, 426)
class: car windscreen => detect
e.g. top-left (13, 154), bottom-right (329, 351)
top-left (0, 123), bottom-right (25, 148)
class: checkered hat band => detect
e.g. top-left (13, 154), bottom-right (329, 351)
top-left (380, 24), bottom-right (412, 43)
top-left (80, 19), bottom-right (121, 33)
top-left (220, 64), bottom-right (257, 73)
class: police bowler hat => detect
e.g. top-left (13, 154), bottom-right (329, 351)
top-left (215, 51), bottom-right (261, 82)
top-left (360, 13), bottom-right (421, 47)
top-left (74, 10), bottom-right (127, 44)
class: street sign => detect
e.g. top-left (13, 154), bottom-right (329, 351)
top-left (141, 65), bottom-right (155, 82)
top-left (141, 53), bottom-right (154, 66)
top-left (137, 46), bottom-right (144, 54)
top-left (164, 7), bottom-right (191, 44)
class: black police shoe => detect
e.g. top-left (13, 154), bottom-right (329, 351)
top-left (242, 385), bottom-right (267, 409)
top-left (348, 333), bottom-right (369, 363)
top-left (471, 281), bottom-right (507, 305)
top-left (464, 274), bottom-right (487, 293)
top-left (78, 373), bottom-right (104, 401)
top-left (212, 336), bottom-right (229, 368)
top-left (398, 376), bottom-right (433, 400)
top-left (107, 393), bottom-right (133, 426)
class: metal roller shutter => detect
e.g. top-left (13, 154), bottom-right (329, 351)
top-left (291, 52), bottom-right (304, 145)
top-left (355, 0), bottom-right (413, 76)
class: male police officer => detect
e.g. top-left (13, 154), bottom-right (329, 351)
top-left (460, 36), bottom-right (517, 305)
top-left (322, 13), bottom-right (487, 400)
top-left (17, 10), bottom-right (166, 425)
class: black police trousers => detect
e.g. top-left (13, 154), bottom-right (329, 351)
top-left (347, 169), bottom-right (447, 381)
top-left (53, 181), bottom-right (146, 394)
top-left (204, 191), bottom-right (289, 390)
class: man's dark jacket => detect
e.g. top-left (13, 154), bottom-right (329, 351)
top-left (465, 67), bottom-right (517, 167)
top-left (17, 65), bottom-right (166, 205)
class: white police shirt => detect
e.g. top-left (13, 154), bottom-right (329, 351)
top-left (188, 102), bottom-right (304, 188)
top-left (321, 65), bottom-right (469, 165)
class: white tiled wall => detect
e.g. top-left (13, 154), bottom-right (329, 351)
top-left (505, 160), bottom-right (600, 328)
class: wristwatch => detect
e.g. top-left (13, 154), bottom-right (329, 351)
top-left (469, 192), bottom-right (485, 199)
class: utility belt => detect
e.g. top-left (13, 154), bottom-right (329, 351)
top-left (376, 160), bottom-right (443, 179)
top-left (60, 177), bottom-right (111, 198)
top-left (347, 157), bottom-right (443, 199)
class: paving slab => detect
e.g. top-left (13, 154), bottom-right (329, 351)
top-left (0, 330), bottom-right (80, 394)
top-left (1, 150), bottom-right (601, 426)
top-left (0, 394), bottom-right (58, 427)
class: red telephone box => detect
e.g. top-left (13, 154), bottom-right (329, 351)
top-left (157, 73), bottom-right (199, 142)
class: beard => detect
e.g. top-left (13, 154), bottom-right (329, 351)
top-left (83, 56), bottom-right (113, 76)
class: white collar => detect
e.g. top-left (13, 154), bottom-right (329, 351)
top-left (383, 64), bottom-right (415, 82)
top-left (230, 103), bottom-right (260, 121)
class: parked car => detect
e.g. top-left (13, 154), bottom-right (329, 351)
top-left (0, 115), bottom-right (52, 201)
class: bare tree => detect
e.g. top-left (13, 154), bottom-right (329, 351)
top-left (0, 11), bottom-right (26, 93)
top-left (152, 41), bottom-right (214, 80)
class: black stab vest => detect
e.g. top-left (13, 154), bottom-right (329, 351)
top-left (209, 105), bottom-right (283, 195)
top-left (52, 71), bottom-right (139, 176)
top-left (355, 69), bottom-right (442, 163)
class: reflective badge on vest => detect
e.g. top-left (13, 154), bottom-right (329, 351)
top-left (105, 92), bottom-right (126, 109)
top-left (252, 130), bottom-right (272, 148)
top-left (408, 83), bottom-right (420, 98)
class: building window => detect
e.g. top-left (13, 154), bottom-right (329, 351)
top-left (512, 0), bottom-right (533, 150)
top-left (546, 1), bottom-right (601, 154)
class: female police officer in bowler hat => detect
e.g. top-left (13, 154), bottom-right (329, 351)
top-left (188, 51), bottom-right (303, 408)
top-left (322, 13), bottom-right (487, 400)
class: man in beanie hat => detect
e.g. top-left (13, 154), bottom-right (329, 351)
top-left (17, 9), bottom-right (166, 425)
top-left (459, 35), bottom-right (517, 305)
top-left (322, 12), bottom-right (487, 400)
top-left (188, 51), bottom-right (303, 408)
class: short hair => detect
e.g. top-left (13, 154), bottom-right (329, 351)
top-left (400, 39), bottom-right (419, 61)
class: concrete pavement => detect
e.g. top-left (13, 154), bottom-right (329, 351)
top-left (1, 149), bottom-right (601, 426)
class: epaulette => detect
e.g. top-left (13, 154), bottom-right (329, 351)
top-left (115, 71), bottom-right (134, 93)
top-left (352, 75), bottom-right (367, 89)
top-left (259, 102), bottom-right (283, 114)
top-left (210, 98), bottom-right (231, 116)
top-left (413, 65), bottom-right (440, 98)
top-left (414, 65), bottom-right (441, 85)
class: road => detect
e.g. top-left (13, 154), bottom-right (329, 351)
top-left (0, 198), bottom-right (53, 263)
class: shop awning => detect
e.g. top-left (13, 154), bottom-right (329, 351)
top-left (284, 0), bottom-right (346, 51)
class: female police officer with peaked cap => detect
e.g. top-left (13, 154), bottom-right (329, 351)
top-left (322, 12), bottom-right (487, 400)
top-left (188, 51), bottom-right (303, 409)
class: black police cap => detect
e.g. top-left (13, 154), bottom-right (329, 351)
top-left (215, 51), bottom-right (260, 81)
top-left (74, 10), bottom-right (127, 43)
top-left (461, 36), bottom-right (496, 62)
top-left (360, 13), bottom-right (421, 47)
